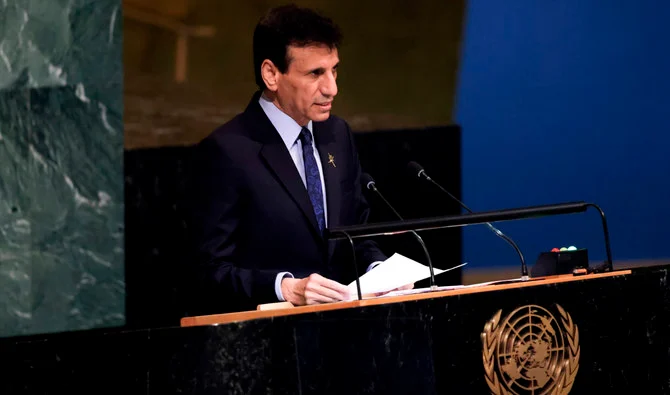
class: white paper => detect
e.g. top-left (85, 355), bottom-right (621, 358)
top-left (381, 276), bottom-right (525, 298)
top-left (347, 253), bottom-right (467, 297)
top-left (383, 284), bottom-right (464, 298)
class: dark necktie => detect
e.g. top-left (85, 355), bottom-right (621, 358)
top-left (298, 127), bottom-right (326, 234)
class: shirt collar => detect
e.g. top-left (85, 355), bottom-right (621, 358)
top-left (258, 93), bottom-right (313, 150)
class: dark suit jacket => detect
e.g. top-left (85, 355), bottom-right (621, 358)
top-left (185, 91), bottom-right (387, 314)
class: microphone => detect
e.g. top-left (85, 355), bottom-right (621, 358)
top-left (407, 161), bottom-right (529, 281)
top-left (361, 173), bottom-right (437, 289)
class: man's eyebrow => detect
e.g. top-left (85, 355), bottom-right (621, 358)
top-left (307, 62), bottom-right (339, 74)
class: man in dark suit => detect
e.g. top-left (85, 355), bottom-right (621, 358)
top-left (187, 5), bottom-right (408, 314)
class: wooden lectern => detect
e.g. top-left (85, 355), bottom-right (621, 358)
top-left (181, 271), bottom-right (626, 327)
top-left (172, 266), bottom-right (670, 394)
top-left (1, 265), bottom-right (669, 394)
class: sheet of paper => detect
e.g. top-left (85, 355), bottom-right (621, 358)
top-left (383, 284), bottom-right (465, 298)
top-left (381, 277), bottom-right (526, 298)
top-left (346, 253), bottom-right (467, 298)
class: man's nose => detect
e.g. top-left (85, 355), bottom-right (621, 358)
top-left (320, 72), bottom-right (338, 98)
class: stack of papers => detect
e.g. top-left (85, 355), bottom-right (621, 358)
top-left (374, 276), bottom-right (534, 299)
top-left (346, 253), bottom-right (467, 299)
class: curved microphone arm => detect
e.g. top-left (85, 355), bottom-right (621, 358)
top-left (487, 224), bottom-right (528, 279)
top-left (406, 230), bottom-right (437, 290)
top-left (414, 164), bottom-right (529, 280)
top-left (366, 180), bottom-right (437, 289)
top-left (585, 203), bottom-right (614, 272)
top-left (328, 230), bottom-right (362, 300)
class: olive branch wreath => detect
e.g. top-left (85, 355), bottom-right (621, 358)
top-left (481, 305), bottom-right (580, 395)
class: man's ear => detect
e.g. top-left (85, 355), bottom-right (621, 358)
top-left (261, 59), bottom-right (280, 92)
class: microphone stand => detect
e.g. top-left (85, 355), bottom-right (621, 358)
top-left (365, 179), bottom-right (437, 290)
top-left (410, 163), bottom-right (529, 280)
top-left (330, 230), bottom-right (362, 300)
top-left (585, 203), bottom-right (614, 272)
top-left (328, 201), bottom-right (615, 277)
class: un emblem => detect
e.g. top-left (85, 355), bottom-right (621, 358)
top-left (481, 304), bottom-right (580, 394)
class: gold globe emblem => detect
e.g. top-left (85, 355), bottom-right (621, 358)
top-left (481, 304), bottom-right (580, 395)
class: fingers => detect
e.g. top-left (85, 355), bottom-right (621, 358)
top-left (303, 282), bottom-right (343, 303)
top-left (303, 273), bottom-right (350, 304)
top-left (290, 274), bottom-right (419, 305)
top-left (313, 274), bottom-right (350, 297)
top-left (304, 289), bottom-right (340, 304)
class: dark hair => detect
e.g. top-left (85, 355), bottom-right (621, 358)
top-left (253, 4), bottom-right (342, 90)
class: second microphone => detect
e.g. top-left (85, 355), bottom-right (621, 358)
top-left (361, 172), bottom-right (437, 289)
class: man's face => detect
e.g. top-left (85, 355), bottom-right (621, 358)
top-left (273, 45), bottom-right (339, 126)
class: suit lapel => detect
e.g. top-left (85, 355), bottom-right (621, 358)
top-left (314, 122), bottom-right (342, 260)
top-left (314, 122), bottom-right (341, 229)
top-left (259, 143), bottom-right (321, 238)
top-left (243, 93), bottom-right (323, 241)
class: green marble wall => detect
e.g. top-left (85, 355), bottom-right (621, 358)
top-left (0, 0), bottom-right (124, 337)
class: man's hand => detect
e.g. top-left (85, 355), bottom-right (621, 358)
top-left (281, 273), bottom-right (350, 306)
